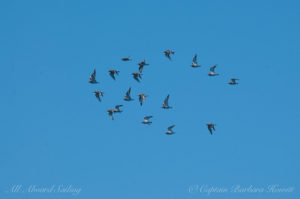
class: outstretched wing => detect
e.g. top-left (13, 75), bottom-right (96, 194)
top-left (168, 125), bottom-right (175, 130)
top-left (108, 111), bottom-right (114, 120)
top-left (126, 87), bottom-right (131, 97)
top-left (109, 71), bottom-right (116, 80)
top-left (133, 75), bottom-right (140, 82)
top-left (164, 94), bottom-right (170, 106)
top-left (231, 78), bottom-right (238, 83)
top-left (208, 126), bottom-right (213, 135)
top-left (144, 116), bottom-right (153, 120)
top-left (115, 105), bottom-right (123, 109)
top-left (143, 59), bottom-right (149, 66)
top-left (139, 95), bottom-right (143, 105)
top-left (192, 54), bottom-right (197, 63)
top-left (210, 64), bottom-right (217, 72)
top-left (95, 92), bottom-right (101, 102)
top-left (90, 69), bottom-right (96, 81)
top-left (139, 65), bottom-right (144, 73)
top-left (212, 125), bottom-right (215, 131)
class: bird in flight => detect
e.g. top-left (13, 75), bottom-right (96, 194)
top-left (138, 59), bottom-right (149, 73)
top-left (165, 125), bottom-right (175, 135)
top-left (124, 87), bottom-right (134, 101)
top-left (162, 94), bottom-right (172, 109)
top-left (208, 65), bottom-right (219, 76)
top-left (108, 70), bottom-right (120, 80)
top-left (207, 123), bottom-right (216, 135)
top-left (191, 54), bottom-right (200, 67)
top-left (131, 72), bottom-right (142, 82)
top-left (93, 90), bottom-right (103, 102)
top-left (164, 50), bottom-right (175, 60)
top-left (141, 116), bottom-right (153, 125)
top-left (138, 94), bottom-right (147, 106)
top-left (121, 56), bottom-right (131, 61)
top-left (228, 78), bottom-right (239, 85)
top-left (89, 69), bottom-right (98, 84)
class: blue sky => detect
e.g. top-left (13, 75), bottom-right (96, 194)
top-left (1, 0), bottom-right (299, 198)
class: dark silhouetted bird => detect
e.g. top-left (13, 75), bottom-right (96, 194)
top-left (138, 59), bottom-right (149, 73)
top-left (132, 72), bottom-right (142, 82)
top-left (166, 125), bottom-right (175, 135)
top-left (164, 50), bottom-right (175, 60)
top-left (207, 123), bottom-right (216, 135)
top-left (208, 65), bottom-right (219, 76)
top-left (228, 78), bottom-right (239, 85)
top-left (121, 56), bottom-right (131, 61)
top-left (109, 70), bottom-right (119, 80)
top-left (124, 87), bottom-right (134, 101)
top-left (162, 94), bottom-right (172, 109)
top-left (191, 54), bottom-right (200, 67)
top-left (141, 116), bottom-right (153, 125)
top-left (93, 90), bottom-right (103, 102)
top-left (138, 94), bottom-right (147, 106)
top-left (89, 69), bottom-right (98, 84)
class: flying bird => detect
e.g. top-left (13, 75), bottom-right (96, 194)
top-left (208, 65), bottom-right (219, 76)
top-left (121, 56), bottom-right (131, 61)
top-left (89, 69), bottom-right (98, 84)
top-left (109, 70), bottom-right (120, 80)
top-left (207, 123), bottom-right (216, 135)
top-left (114, 105), bottom-right (123, 113)
top-left (132, 72), bottom-right (142, 82)
top-left (191, 54), bottom-right (200, 67)
top-left (138, 59), bottom-right (149, 73)
top-left (162, 94), bottom-right (172, 109)
top-left (124, 87), bottom-right (134, 101)
top-left (141, 116), bottom-right (153, 125)
top-left (138, 94), bottom-right (147, 106)
top-left (93, 90), bottom-right (103, 102)
top-left (228, 78), bottom-right (239, 85)
top-left (164, 50), bottom-right (175, 60)
top-left (165, 125), bottom-right (175, 135)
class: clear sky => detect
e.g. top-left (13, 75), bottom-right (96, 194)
top-left (1, 0), bottom-right (299, 198)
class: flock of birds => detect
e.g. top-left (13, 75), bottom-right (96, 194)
top-left (89, 50), bottom-right (239, 135)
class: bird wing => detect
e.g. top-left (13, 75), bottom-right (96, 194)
top-left (109, 71), bottom-right (115, 80)
top-left (164, 95), bottom-right (169, 105)
top-left (108, 110), bottom-right (114, 120)
top-left (95, 92), bottom-right (101, 101)
top-left (133, 75), bottom-right (140, 82)
top-left (90, 69), bottom-right (96, 81)
top-left (139, 65), bottom-right (144, 73)
top-left (207, 126), bottom-right (213, 134)
top-left (192, 54), bottom-right (197, 63)
top-left (115, 105), bottom-right (123, 109)
top-left (144, 116), bottom-right (153, 120)
top-left (168, 125), bottom-right (175, 130)
top-left (210, 65), bottom-right (217, 72)
top-left (126, 87), bottom-right (131, 97)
